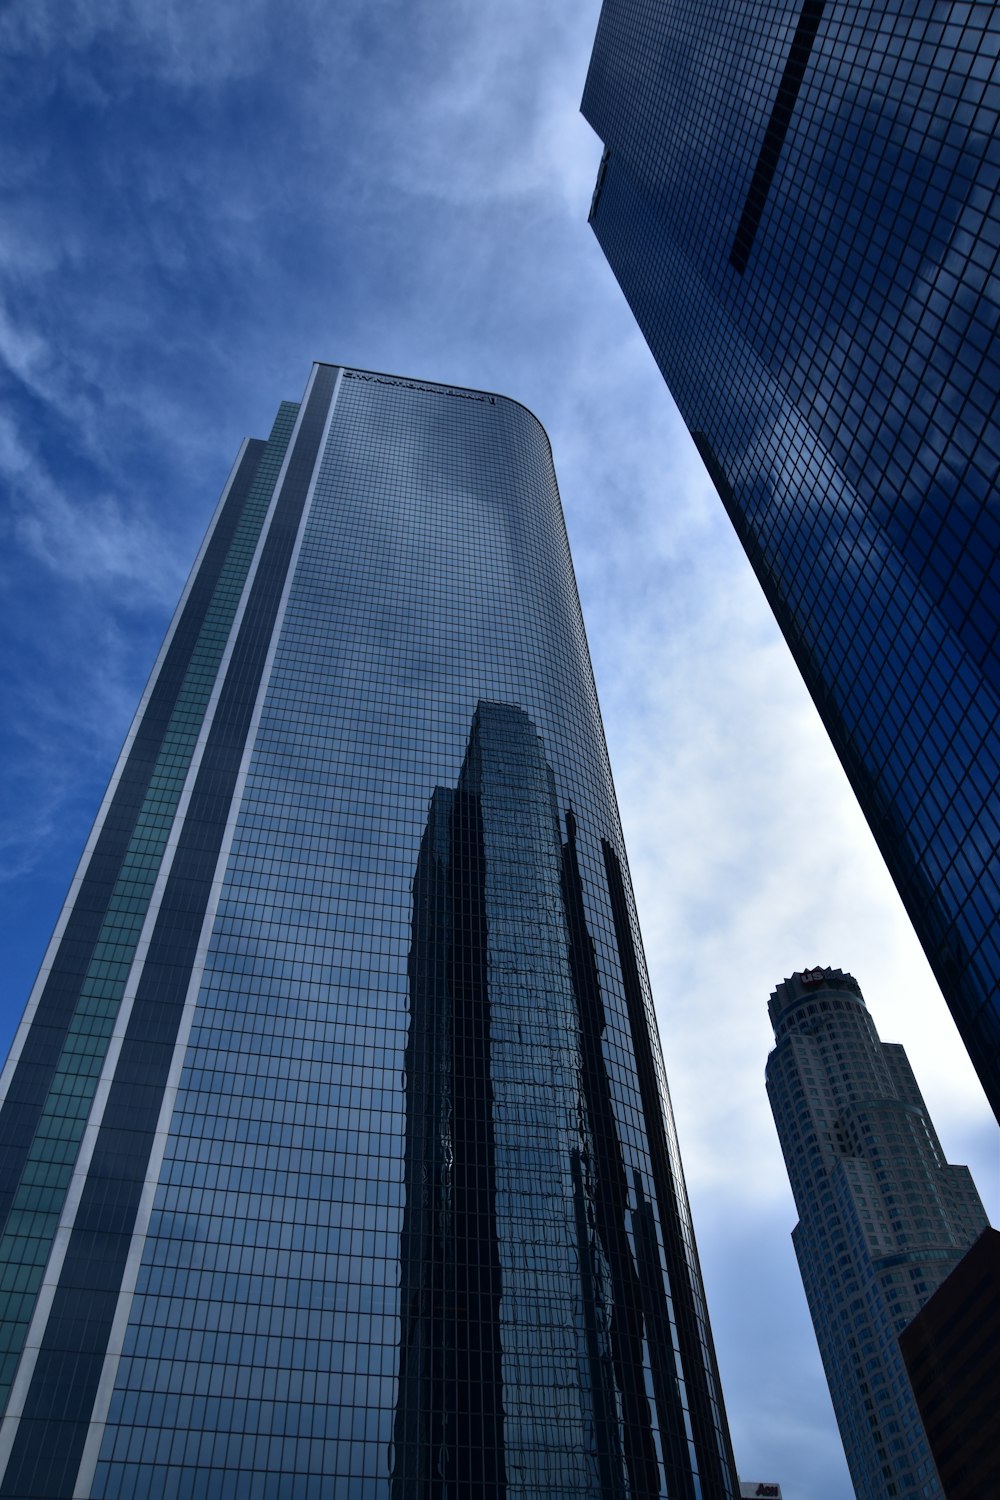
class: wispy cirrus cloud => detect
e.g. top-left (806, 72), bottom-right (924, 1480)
top-left (11, 483), bottom-right (184, 605)
top-left (0, 0), bottom-right (275, 91)
top-left (0, 7), bottom-right (993, 1500)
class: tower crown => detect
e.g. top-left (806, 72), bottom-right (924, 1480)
top-left (768, 966), bottom-right (864, 1036)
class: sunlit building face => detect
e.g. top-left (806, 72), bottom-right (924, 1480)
top-left (0, 365), bottom-right (738, 1499)
top-left (766, 967), bottom-right (987, 1500)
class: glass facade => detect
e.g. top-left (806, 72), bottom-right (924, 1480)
top-left (766, 967), bottom-right (988, 1500)
top-left (582, 0), bottom-right (1000, 1120)
top-left (0, 365), bottom-right (738, 1498)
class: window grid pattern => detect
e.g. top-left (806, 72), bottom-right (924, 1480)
top-left (0, 404), bottom-right (297, 1418)
top-left (583, 0), bottom-right (1000, 1117)
top-left (0, 371), bottom-right (337, 1500)
top-left (766, 969), bottom-right (988, 1499)
top-left (80, 370), bottom-right (737, 1500)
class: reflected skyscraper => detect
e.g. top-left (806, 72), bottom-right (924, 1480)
top-left (0, 365), bottom-right (738, 1498)
top-left (766, 967), bottom-right (988, 1500)
top-left (582, 2), bottom-right (1000, 1119)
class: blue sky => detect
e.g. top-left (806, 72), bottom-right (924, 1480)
top-left (0, 4), bottom-right (996, 1496)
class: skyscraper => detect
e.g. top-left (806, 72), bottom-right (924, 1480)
top-left (899, 1226), bottom-right (1000, 1500)
top-left (0, 364), bottom-right (738, 1499)
top-left (582, 2), bottom-right (1000, 1120)
top-left (766, 966), bottom-right (988, 1500)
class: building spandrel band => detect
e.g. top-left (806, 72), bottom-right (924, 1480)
top-left (766, 967), bottom-right (988, 1500)
top-left (0, 365), bottom-right (738, 1499)
top-left (582, 1), bottom-right (1000, 1120)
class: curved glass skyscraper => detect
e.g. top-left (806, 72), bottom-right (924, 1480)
top-left (0, 365), bottom-right (738, 1499)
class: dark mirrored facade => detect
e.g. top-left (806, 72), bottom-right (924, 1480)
top-left (583, 1), bottom-right (1000, 1120)
top-left (0, 365), bottom-right (738, 1498)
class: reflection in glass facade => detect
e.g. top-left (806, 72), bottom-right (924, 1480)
top-left (582, 2), bottom-right (1000, 1119)
top-left (766, 967), bottom-right (988, 1500)
top-left (0, 365), bottom-right (738, 1498)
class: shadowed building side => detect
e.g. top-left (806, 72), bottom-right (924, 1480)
top-left (582, 0), bottom-right (1000, 1122)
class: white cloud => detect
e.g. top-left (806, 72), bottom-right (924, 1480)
top-left (0, 408), bottom-right (33, 477)
top-left (0, 8), bottom-right (993, 1499)
top-left (0, 301), bottom-right (52, 394)
top-left (11, 485), bottom-right (183, 604)
top-left (0, 0), bottom-right (273, 90)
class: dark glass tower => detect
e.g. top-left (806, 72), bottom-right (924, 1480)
top-left (582, 3), bottom-right (1000, 1120)
top-left (0, 365), bottom-right (738, 1499)
top-left (766, 967), bottom-right (987, 1500)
